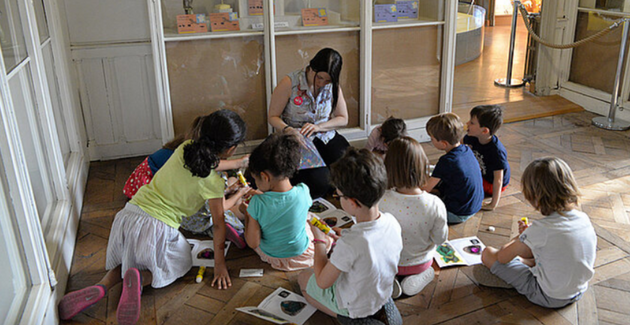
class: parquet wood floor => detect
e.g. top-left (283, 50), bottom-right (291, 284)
top-left (63, 111), bottom-right (630, 325)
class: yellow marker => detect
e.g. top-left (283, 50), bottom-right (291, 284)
top-left (196, 266), bottom-right (206, 283)
top-left (310, 216), bottom-right (336, 236)
top-left (237, 170), bottom-right (248, 186)
top-left (521, 217), bottom-right (529, 224)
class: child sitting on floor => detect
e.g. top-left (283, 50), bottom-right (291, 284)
top-left (481, 157), bottom-right (596, 308)
top-left (58, 109), bottom-right (247, 324)
top-left (380, 137), bottom-right (448, 298)
top-left (365, 116), bottom-right (407, 156)
top-left (123, 115), bottom-right (249, 199)
top-left (242, 133), bottom-right (333, 271)
top-left (423, 113), bottom-right (483, 224)
top-left (298, 148), bottom-right (403, 320)
top-left (464, 105), bottom-right (510, 211)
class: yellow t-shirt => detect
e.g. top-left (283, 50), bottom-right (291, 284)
top-left (130, 140), bottom-right (225, 229)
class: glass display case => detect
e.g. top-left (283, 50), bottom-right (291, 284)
top-left (150, 0), bottom-right (457, 143)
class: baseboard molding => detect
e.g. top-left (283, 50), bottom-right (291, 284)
top-left (559, 88), bottom-right (630, 123)
top-left (42, 152), bottom-right (89, 324)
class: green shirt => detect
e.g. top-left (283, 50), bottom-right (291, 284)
top-left (130, 140), bottom-right (225, 228)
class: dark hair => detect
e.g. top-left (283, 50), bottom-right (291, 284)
top-left (521, 157), bottom-right (580, 216)
top-left (183, 109), bottom-right (247, 178)
top-left (426, 113), bottom-right (465, 145)
top-left (385, 137), bottom-right (429, 189)
top-left (309, 48), bottom-right (342, 111)
top-left (248, 133), bottom-right (301, 179)
top-left (330, 148), bottom-right (387, 208)
top-left (380, 116), bottom-right (407, 144)
top-left (470, 105), bottom-right (504, 135)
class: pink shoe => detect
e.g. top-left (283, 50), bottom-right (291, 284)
top-left (226, 223), bottom-right (246, 249)
top-left (117, 268), bottom-right (142, 325)
top-left (58, 285), bottom-right (106, 320)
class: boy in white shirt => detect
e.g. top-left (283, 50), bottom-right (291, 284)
top-left (298, 148), bottom-right (403, 320)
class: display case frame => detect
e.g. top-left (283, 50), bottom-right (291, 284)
top-left (148, 0), bottom-right (457, 146)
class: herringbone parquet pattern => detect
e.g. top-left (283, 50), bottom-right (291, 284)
top-left (63, 111), bottom-right (630, 325)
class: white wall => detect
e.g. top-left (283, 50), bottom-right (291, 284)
top-left (63, 0), bottom-right (162, 160)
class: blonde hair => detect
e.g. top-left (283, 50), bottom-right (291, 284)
top-left (384, 137), bottom-right (429, 189)
top-left (521, 157), bottom-right (580, 216)
top-left (426, 113), bottom-right (465, 145)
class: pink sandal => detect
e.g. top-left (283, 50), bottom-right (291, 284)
top-left (58, 284), bottom-right (106, 320)
top-left (117, 268), bottom-right (142, 325)
top-left (226, 223), bottom-right (247, 249)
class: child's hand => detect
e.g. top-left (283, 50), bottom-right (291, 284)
top-left (481, 203), bottom-right (496, 211)
top-left (309, 222), bottom-right (326, 241)
top-left (211, 264), bottom-right (231, 290)
top-left (234, 185), bottom-right (251, 198)
top-left (329, 227), bottom-right (342, 241)
top-left (237, 155), bottom-right (250, 169)
top-left (518, 219), bottom-right (530, 234)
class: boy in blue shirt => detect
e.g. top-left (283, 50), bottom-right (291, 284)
top-left (422, 113), bottom-right (483, 224)
top-left (464, 105), bottom-right (510, 211)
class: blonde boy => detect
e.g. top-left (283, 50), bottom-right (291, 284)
top-left (422, 113), bottom-right (483, 224)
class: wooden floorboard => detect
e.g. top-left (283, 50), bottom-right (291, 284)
top-left (60, 24), bottom-right (630, 325)
top-left (61, 110), bottom-right (630, 325)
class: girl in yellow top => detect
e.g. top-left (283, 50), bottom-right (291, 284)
top-left (58, 110), bottom-right (247, 325)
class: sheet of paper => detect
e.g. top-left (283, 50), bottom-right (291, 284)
top-left (188, 239), bottom-right (230, 267)
top-left (240, 268), bottom-right (264, 277)
top-left (433, 236), bottom-right (485, 268)
top-left (257, 288), bottom-right (316, 325)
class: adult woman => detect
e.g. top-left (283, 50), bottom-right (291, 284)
top-left (268, 48), bottom-right (350, 198)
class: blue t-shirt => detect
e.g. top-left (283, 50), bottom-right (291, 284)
top-left (463, 135), bottom-right (510, 187)
top-left (247, 183), bottom-right (312, 258)
top-left (148, 148), bottom-right (175, 174)
top-left (432, 144), bottom-right (483, 216)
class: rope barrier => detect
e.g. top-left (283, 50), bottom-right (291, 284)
top-left (517, 4), bottom-right (629, 49)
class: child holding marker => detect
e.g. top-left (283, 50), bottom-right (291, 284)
top-left (242, 133), bottom-right (333, 271)
top-left (123, 115), bottom-right (249, 199)
top-left (298, 148), bottom-right (403, 320)
top-left (481, 157), bottom-right (596, 308)
top-left (380, 137), bottom-right (448, 298)
top-left (58, 110), bottom-right (247, 324)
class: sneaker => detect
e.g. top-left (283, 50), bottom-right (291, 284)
top-left (226, 223), bottom-right (247, 249)
top-left (401, 267), bottom-right (435, 296)
top-left (117, 268), bottom-right (142, 325)
top-left (392, 278), bottom-right (402, 299)
top-left (466, 265), bottom-right (513, 289)
top-left (58, 284), bottom-right (106, 320)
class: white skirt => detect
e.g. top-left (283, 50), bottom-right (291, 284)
top-left (106, 203), bottom-right (192, 288)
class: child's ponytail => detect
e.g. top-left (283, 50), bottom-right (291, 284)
top-left (184, 109), bottom-right (247, 178)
